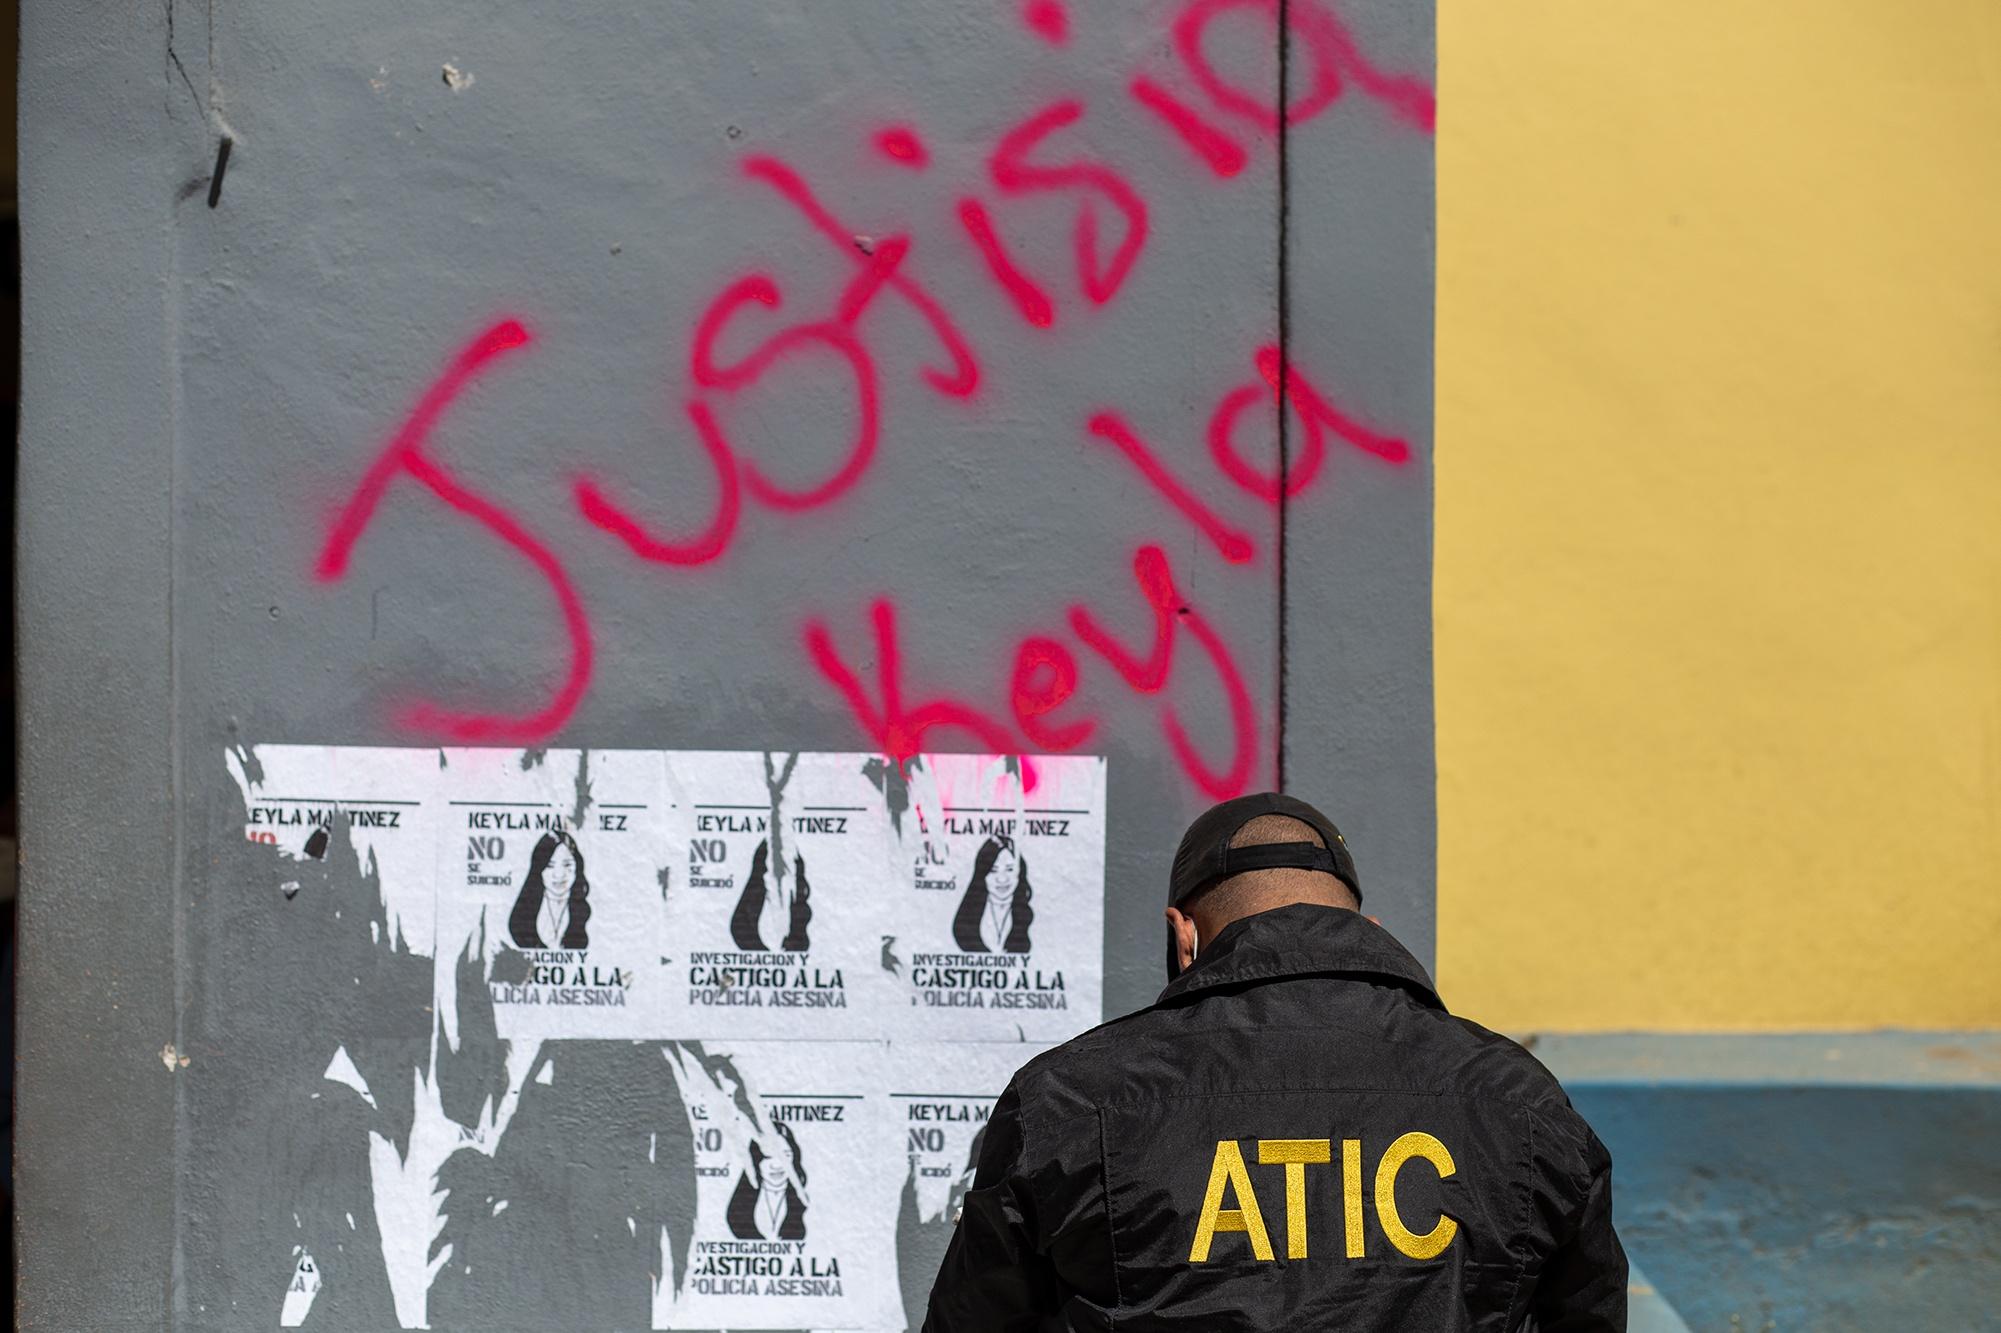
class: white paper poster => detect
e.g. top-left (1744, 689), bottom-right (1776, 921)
top-left (223, 744), bottom-right (1107, 1330)
top-left (437, 747), bottom-right (673, 1040)
top-left (667, 751), bottom-right (896, 1039)
top-left (890, 1043), bottom-right (1042, 1234)
top-left (665, 1042), bottom-right (903, 1330)
top-left (226, 744), bottom-right (442, 957)
top-left (660, 1040), bottom-right (1044, 1331)
top-left (894, 754), bottom-right (1107, 1042)
top-left (665, 751), bottom-right (1107, 1043)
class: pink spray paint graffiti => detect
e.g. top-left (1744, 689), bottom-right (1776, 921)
top-left (316, 0), bottom-right (1430, 798)
top-left (317, 320), bottom-right (597, 743)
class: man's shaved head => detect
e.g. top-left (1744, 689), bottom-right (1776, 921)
top-left (1179, 813), bottom-right (1359, 942)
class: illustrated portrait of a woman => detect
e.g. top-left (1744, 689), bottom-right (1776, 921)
top-left (725, 1121), bottom-right (809, 1241)
top-left (951, 835), bottom-right (1033, 953)
top-left (507, 830), bottom-right (591, 950)
top-left (729, 838), bottom-right (812, 952)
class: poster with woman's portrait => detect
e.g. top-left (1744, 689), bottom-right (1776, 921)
top-left (891, 753), bottom-right (1107, 1042)
top-left (436, 748), bottom-right (673, 1040)
top-left (662, 1042), bottom-right (902, 1331)
top-left (663, 751), bottom-right (902, 1040)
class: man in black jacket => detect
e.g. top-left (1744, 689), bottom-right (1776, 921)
top-left (923, 792), bottom-right (1626, 1330)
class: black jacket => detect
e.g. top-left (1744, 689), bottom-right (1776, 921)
top-left (923, 904), bottom-right (1626, 1330)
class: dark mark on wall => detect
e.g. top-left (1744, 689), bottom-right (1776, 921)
top-left (227, 737), bottom-right (264, 787)
top-left (862, 755), bottom-right (912, 839)
top-left (435, 918), bottom-right (512, 1130)
top-left (206, 135), bottom-right (233, 208)
top-left (571, 748), bottom-right (594, 827)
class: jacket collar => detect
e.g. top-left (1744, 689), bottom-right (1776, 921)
top-left (1156, 902), bottom-right (1444, 1010)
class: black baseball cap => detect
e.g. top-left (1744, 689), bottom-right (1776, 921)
top-left (1168, 792), bottom-right (1360, 907)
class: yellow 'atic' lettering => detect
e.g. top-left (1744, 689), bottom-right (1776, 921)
top-left (1342, 1138), bottom-right (1365, 1257)
top-left (1374, 1131), bottom-right (1459, 1259)
top-left (1257, 1139), bottom-right (1331, 1259)
top-left (1189, 1140), bottom-right (1274, 1262)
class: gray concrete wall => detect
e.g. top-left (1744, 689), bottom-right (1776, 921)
top-left (17, 1), bottom-right (1434, 1326)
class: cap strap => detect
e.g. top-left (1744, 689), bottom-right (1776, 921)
top-left (1217, 842), bottom-right (1342, 877)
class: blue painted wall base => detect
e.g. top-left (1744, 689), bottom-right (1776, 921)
top-left (1538, 1033), bottom-right (2001, 1332)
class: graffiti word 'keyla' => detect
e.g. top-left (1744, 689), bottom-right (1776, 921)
top-left (1190, 1133), bottom-right (1458, 1263)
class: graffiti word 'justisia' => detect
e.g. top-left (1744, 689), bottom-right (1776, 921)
top-left (319, 0), bottom-right (1431, 803)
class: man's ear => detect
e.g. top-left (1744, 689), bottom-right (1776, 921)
top-left (1164, 906), bottom-right (1200, 973)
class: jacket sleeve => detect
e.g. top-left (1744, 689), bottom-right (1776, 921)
top-left (1529, 1127), bottom-right (1628, 1332)
top-left (922, 1082), bottom-right (1057, 1332)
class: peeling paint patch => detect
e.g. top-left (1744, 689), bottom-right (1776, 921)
top-left (862, 755), bottom-right (911, 838)
top-left (280, 1250), bottom-right (322, 1326)
top-left (323, 1045), bottom-right (379, 1110)
top-left (571, 748), bottom-right (595, 827)
top-left (227, 739), bottom-right (265, 788)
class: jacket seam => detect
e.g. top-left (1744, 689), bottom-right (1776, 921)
top-left (1502, 1105), bottom-right (1533, 1325)
top-left (1081, 1084), bottom-right (1571, 1117)
top-left (1163, 960), bottom-right (1441, 1007)
top-left (1098, 1109), bottom-right (1121, 1326)
top-left (1015, 1087), bottom-right (1043, 1236)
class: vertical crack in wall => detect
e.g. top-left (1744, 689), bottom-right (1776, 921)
top-left (164, 7), bottom-right (193, 1318)
top-left (1275, 0), bottom-right (1294, 791)
top-left (163, 0), bottom-right (201, 117)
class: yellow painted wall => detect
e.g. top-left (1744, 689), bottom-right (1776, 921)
top-left (1434, 1), bottom-right (2001, 1030)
